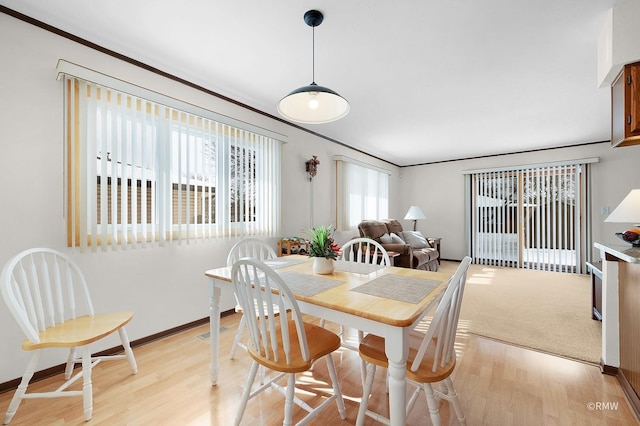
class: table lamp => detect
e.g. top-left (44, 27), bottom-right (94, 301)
top-left (404, 205), bottom-right (426, 231)
top-left (605, 189), bottom-right (640, 247)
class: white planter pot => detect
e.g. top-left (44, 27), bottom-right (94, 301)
top-left (312, 257), bottom-right (335, 275)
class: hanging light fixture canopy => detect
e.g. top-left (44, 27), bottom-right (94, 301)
top-left (277, 9), bottom-right (350, 124)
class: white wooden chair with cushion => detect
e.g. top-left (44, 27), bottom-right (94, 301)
top-left (231, 258), bottom-right (346, 426)
top-left (356, 256), bottom-right (472, 426)
top-left (0, 248), bottom-right (138, 424)
top-left (226, 238), bottom-right (278, 361)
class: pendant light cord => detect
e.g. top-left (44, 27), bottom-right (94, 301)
top-left (311, 25), bottom-right (315, 83)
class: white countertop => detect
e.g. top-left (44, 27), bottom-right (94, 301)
top-left (594, 242), bottom-right (640, 263)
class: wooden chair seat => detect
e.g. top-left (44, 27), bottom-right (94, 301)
top-left (235, 300), bottom-right (284, 317)
top-left (22, 312), bottom-right (134, 350)
top-left (248, 320), bottom-right (340, 373)
top-left (358, 332), bottom-right (456, 385)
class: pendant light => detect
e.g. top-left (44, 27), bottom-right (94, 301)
top-left (277, 9), bottom-right (350, 124)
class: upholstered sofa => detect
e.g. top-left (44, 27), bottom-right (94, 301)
top-left (358, 219), bottom-right (439, 271)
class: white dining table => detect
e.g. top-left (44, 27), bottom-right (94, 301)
top-left (204, 255), bottom-right (451, 426)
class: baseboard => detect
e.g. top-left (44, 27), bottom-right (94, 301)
top-left (0, 309), bottom-right (235, 395)
top-left (600, 358), bottom-right (618, 376)
top-left (599, 359), bottom-right (640, 421)
top-left (618, 370), bottom-right (640, 420)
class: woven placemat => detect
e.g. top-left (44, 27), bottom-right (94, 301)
top-left (264, 258), bottom-right (307, 270)
top-left (334, 260), bottom-right (384, 275)
top-left (351, 275), bottom-right (442, 304)
top-left (278, 271), bottom-right (345, 297)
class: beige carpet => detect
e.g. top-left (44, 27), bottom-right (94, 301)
top-left (439, 260), bottom-right (602, 364)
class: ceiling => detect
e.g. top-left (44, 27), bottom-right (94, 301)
top-left (1, 0), bottom-right (622, 166)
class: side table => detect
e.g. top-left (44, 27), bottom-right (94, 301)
top-left (387, 251), bottom-right (400, 267)
top-left (278, 240), bottom-right (309, 257)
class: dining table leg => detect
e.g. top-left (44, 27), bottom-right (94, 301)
top-left (209, 279), bottom-right (222, 385)
top-left (385, 328), bottom-right (409, 425)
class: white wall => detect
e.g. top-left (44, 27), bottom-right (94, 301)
top-left (0, 13), bottom-right (398, 383)
top-left (398, 143), bottom-right (640, 261)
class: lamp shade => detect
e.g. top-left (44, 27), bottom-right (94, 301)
top-left (404, 205), bottom-right (426, 220)
top-left (605, 189), bottom-right (640, 224)
top-left (277, 82), bottom-right (350, 124)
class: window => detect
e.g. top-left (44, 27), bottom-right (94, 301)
top-left (335, 156), bottom-right (390, 231)
top-left (59, 61), bottom-right (282, 251)
top-left (465, 158), bottom-right (597, 273)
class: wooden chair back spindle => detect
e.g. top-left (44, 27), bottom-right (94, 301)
top-left (338, 237), bottom-right (390, 266)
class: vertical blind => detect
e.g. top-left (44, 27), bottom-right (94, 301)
top-left (60, 66), bottom-right (282, 252)
top-left (335, 156), bottom-right (390, 231)
top-left (466, 159), bottom-right (596, 273)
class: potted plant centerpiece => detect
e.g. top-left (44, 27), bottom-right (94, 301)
top-left (306, 225), bottom-right (341, 274)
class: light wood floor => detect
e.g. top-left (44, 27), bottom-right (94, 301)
top-left (1, 313), bottom-right (638, 425)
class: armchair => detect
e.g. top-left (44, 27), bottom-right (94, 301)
top-left (357, 219), bottom-right (439, 271)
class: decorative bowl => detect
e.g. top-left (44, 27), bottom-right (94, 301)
top-left (615, 232), bottom-right (640, 247)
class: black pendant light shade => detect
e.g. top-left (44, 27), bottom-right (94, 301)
top-left (277, 10), bottom-right (350, 124)
top-left (278, 82), bottom-right (350, 124)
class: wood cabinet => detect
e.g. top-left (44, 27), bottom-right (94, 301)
top-left (612, 61), bottom-right (640, 147)
top-left (595, 242), bottom-right (640, 418)
top-left (618, 261), bottom-right (640, 417)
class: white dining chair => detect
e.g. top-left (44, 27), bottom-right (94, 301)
top-left (0, 248), bottom-right (138, 424)
top-left (338, 237), bottom-right (391, 267)
top-left (226, 238), bottom-right (278, 360)
top-left (231, 258), bottom-right (346, 425)
top-left (325, 238), bottom-right (391, 349)
top-left (356, 256), bottom-right (472, 426)
top-left (326, 237), bottom-right (392, 384)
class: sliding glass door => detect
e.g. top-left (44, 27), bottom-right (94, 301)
top-left (466, 159), bottom-right (595, 274)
